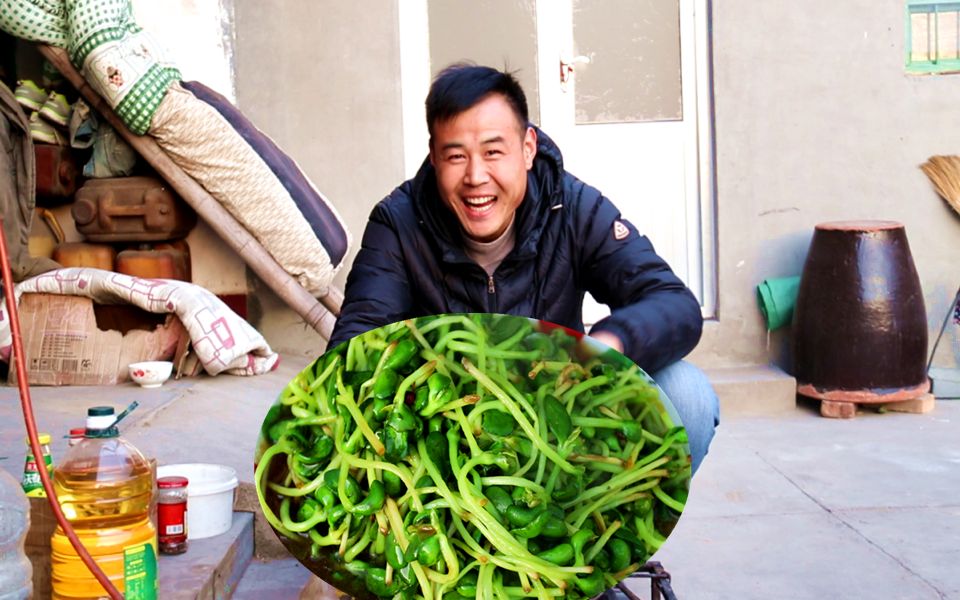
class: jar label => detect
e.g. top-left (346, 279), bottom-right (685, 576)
top-left (158, 502), bottom-right (187, 541)
top-left (123, 541), bottom-right (158, 600)
top-left (165, 523), bottom-right (184, 535)
top-left (21, 453), bottom-right (53, 497)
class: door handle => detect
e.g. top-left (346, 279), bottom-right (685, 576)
top-left (559, 55), bottom-right (591, 84)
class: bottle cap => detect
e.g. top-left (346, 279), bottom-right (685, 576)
top-left (86, 406), bottom-right (117, 433)
top-left (25, 433), bottom-right (51, 445)
top-left (158, 476), bottom-right (189, 489)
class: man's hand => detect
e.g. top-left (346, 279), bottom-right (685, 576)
top-left (589, 330), bottom-right (624, 354)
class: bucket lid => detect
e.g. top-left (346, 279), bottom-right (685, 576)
top-left (156, 464), bottom-right (238, 496)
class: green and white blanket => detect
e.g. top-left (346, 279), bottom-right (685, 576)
top-left (0, 0), bottom-right (180, 134)
top-left (0, 0), bottom-right (67, 47)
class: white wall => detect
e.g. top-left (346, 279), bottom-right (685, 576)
top-left (132, 0), bottom-right (236, 101)
top-left (232, 0), bottom-right (405, 355)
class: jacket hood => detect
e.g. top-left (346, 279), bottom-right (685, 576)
top-left (408, 125), bottom-right (566, 262)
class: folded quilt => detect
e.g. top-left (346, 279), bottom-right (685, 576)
top-left (0, 267), bottom-right (279, 376)
top-left (149, 82), bottom-right (350, 297)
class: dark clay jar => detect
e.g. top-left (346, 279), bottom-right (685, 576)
top-left (793, 221), bottom-right (929, 403)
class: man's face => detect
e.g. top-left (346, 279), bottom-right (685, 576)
top-left (430, 94), bottom-right (537, 243)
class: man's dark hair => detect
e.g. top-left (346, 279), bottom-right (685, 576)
top-left (426, 63), bottom-right (529, 139)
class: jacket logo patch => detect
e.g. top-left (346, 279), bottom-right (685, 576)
top-left (613, 221), bottom-right (629, 241)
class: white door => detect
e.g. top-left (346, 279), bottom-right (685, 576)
top-left (399, 1), bottom-right (716, 321)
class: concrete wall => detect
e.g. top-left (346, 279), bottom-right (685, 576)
top-left (232, 0), bottom-right (405, 355)
top-left (690, 1), bottom-right (960, 372)
top-left (131, 0), bottom-right (248, 296)
top-left (133, 0), bottom-right (236, 101)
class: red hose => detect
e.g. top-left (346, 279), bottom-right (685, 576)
top-left (0, 217), bottom-right (124, 600)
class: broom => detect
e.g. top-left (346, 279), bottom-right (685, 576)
top-left (921, 155), bottom-right (960, 390)
top-left (921, 155), bottom-right (960, 216)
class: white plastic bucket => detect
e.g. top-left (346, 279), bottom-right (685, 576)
top-left (157, 463), bottom-right (238, 540)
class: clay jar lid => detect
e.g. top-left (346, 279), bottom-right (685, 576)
top-left (815, 220), bottom-right (903, 232)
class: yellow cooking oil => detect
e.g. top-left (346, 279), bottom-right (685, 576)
top-left (51, 406), bottom-right (157, 600)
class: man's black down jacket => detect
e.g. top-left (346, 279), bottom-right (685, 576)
top-left (329, 128), bottom-right (702, 373)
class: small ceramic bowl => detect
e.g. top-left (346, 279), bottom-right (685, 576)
top-left (128, 361), bottom-right (173, 388)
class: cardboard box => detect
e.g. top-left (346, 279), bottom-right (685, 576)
top-left (9, 293), bottom-right (186, 386)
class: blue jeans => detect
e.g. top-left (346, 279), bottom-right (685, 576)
top-left (650, 360), bottom-right (720, 475)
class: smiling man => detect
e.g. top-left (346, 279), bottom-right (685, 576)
top-left (330, 64), bottom-right (719, 472)
top-left (430, 91), bottom-right (536, 243)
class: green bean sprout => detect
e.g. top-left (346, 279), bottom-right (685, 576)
top-left (255, 314), bottom-right (689, 599)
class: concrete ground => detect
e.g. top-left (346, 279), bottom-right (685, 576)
top-left (651, 399), bottom-right (960, 600)
top-left (0, 354), bottom-right (314, 486)
top-left (2, 355), bottom-right (958, 599)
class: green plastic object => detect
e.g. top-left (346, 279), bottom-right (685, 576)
top-left (757, 276), bottom-right (801, 331)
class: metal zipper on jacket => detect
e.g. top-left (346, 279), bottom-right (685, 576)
top-left (487, 275), bottom-right (495, 294)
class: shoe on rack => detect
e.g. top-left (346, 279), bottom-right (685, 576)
top-left (29, 111), bottom-right (66, 146)
top-left (14, 80), bottom-right (47, 111)
top-left (39, 91), bottom-right (71, 127)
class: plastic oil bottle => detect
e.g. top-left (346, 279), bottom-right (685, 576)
top-left (0, 465), bottom-right (32, 600)
top-left (51, 405), bottom-right (158, 600)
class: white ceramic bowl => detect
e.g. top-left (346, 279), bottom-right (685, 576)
top-left (128, 361), bottom-right (173, 388)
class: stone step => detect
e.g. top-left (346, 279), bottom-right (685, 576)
top-left (159, 512), bottom-right (254, 599)
top-left (929, 366), bottom-right (960, 399)
top-left (703, 364), bottom-right (796, 416)
top-left (233, 558), bottom-right (314, 599)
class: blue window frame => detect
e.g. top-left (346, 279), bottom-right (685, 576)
top-left (907, 1), bottom-right (960, 73)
